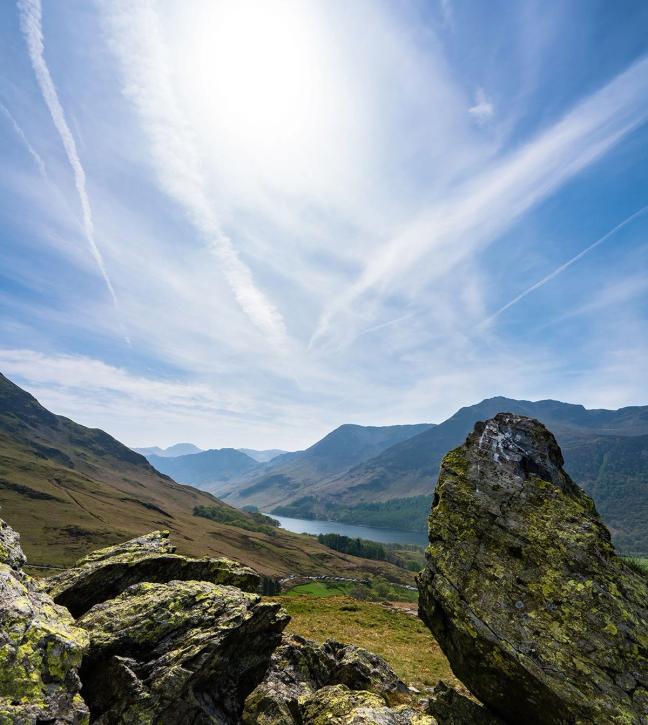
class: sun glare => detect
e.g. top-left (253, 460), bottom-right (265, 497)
top-left (170, 1), bottom-right (341, 184)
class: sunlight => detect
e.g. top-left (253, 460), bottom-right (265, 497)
top-left (170, 0), bottom-right (340, 183)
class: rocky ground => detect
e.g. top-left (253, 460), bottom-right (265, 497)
top-left (1, 413), bottom-right (646, 723)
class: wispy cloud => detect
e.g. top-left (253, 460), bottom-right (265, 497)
top-left (100, 0), bottom-right (286, 343)
top-left (311, 54), bottom-right (648, 348)
top-left (17, 0), bottom-right (120, 314)
top-left (468, 88), bottom-right (494, 124)
top-left (0, 101), bottom-right (47, 179)
top-left (481, 204), bottom-right (648, 327)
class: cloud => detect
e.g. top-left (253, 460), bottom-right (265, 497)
top-left (311, 54), bottom-right (648, 348)
top-left (468, 88), bottom-right (494, 124)
top-left (99, 0), bottom-right (286, 343)
top-left (0, 101), bottom-right (47, 179)
top-left (480, 204), bottom-right (648, 327)
top-left (17, 0), bottom-right (121, 314)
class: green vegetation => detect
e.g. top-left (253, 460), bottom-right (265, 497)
top-left (622, 556), bottom-right (648, 576)
top-left (285, 581), bottom-right (356, 597)
top-left (193, 505), bottom-right (279, 534)
top-left (316, 533), bottom-right (425, 572)
top-left (269, 594), bottom-right (456, 689)
top-left (284, 575), bottom-right (418, 603)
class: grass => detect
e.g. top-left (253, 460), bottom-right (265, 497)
top-left (269, 594), bottom-right (457, 690)
top-left (285, 581), bottom-right (357, 597)
top-left (622, 556), bottom-right (648, 576)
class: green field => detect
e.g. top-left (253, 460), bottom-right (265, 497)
top-left (284, 578), bottom-right (419, 602)
top-left (269, 594), bottom-right (456, 690)
top-left (285, 581), bottom-right (356, 597)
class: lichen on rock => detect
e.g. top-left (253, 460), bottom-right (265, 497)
top-left (243, 633), bottom-right (411, 724)
top-left (417, 413), bottom-right (648, 725)
top-left (77, 579), bottom-right (288, 723)
top-left (299, 684), bottom-right (437, 724)
top-left (0, 515), bottom-right (89, 724)
top-left (46, 530), bottom-right (261, 617)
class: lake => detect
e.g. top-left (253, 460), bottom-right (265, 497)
top-left (267, 513), bottom-right (428, 547)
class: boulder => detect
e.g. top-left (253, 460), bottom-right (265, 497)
top-left (0, 515), bottom-right (89, 723)
top-left (417, 413), bottom-right (648, 725)
top-left (77, 579), bottom-right (288, 723)
top-left (243, 633), bottom-right (410, 724)
top-left (46, 530), bottom-right (261, 617)
top-left (299, 684), bottom-right (436, 724)
top-left (425, 682), bottom-right (504, 724)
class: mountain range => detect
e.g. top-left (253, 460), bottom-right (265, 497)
top-left (0, 373), bottom-right (411, 582)
top-left (134, 442), bottom-right (202, 458)
top-left (168, 397), bottom-right (646, 553)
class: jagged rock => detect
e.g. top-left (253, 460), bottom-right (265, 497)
top-left (299, 684), bottom-right (436, 724)
top-left (0, 515), bottom-right (89, 723)
top-left (243, 633), bottom-right (411, 723)
top-left (425, 682), bottom-right (504, 724)
top-left (46, 530), bottom-right (261, 617)
top-left (417, 414), bottom-right (648, 725)
top-left (77, 579), bottom-right (288, 723)
top-left (76, 529), bottom-right (175, 566)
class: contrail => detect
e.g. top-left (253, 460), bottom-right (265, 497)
top-left (0, 101), bottom-right (48, 179)
top-left (481, 204), bottom-right (648, 327)
top-left (17, 0), bottom-right (120, 312)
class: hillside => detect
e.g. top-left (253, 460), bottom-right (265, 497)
top-left (239, 448), bottom-right (287, 462)
top-left (215, 422), bottom-right (434, 508)
top-left (148, 447), bottom-right (258, 486)
top-left (0, 373), bottom-right (413, 582)
top-left (245, 397), bottom-right (648, 553)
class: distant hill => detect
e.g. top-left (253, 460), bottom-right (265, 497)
top-left (0, 373), bottom-right (413, 582)
top-left (229, 397), bottom-right (648, 554)
top-left (214, 423), bottom-right (435, 509)
top-left (238, 448), bottom-right (287, 463)
top-left (134, 442), bottom-right (202, 458)
top-left (148, 448), bottom-right (258, 486)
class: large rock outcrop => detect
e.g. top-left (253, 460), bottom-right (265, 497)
top-left (243, 633), bottom-right (411, 723)
top-left (417, 413), bottom-right (648, 725)
top-left (0, 516), bottom-right (89, 723)
top-left (46, 529), bottom-right (260, 617)
top-left (77, 579), bottom-right (288, 723)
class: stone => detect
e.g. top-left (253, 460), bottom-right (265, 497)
top-left (0, 516), bottom-right (89, 724)
top-left (425, 682), bottom-right (504, 724)
top-left (46, 530), bottom-right (261, 617)
top-left (299, 684), bottom-right (436, 724)
top-left (417, 413), bottom-right (648, 725)
top-left (243, 633), bottom-right (410, 724)
top-left (77, 579), bottom-right (288, 723)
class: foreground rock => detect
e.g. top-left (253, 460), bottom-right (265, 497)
top-left (0, 516), bottom-right (89, 723)
top-left (417, 413), bottom-right (648, 724)
top-left (300, 684), bottom-right (435, 724)
top-left (46, 529), bottom-right (260, 617)
top-left (77, 579), bottom-right (288, 723)
top-left (243, 633), bottom-right (411, 723)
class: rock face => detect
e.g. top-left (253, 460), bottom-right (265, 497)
top-left (299, 684), bottom-right (435, 724)
top-left (77, 579), bottom-right (288, 723)
top-left (417, 413), bottom-right (648, 725)
top-left (0, 515), bottom-right (89, 724)
top-left (243, 633), bottom-right (411, 723)
top-left (46, 530), bottom-right (260, 617)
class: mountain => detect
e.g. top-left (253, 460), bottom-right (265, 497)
top-left (134, 442), bottom-right (202, 457)
top-left (148, 448), bottom-right (259, 486)
top-left (214, 423), bottom-right (435, 509)
top-left (0, 373), bottom-right (413, 582)
top-left (238, 448), bottom-right (287, 463)
top-left (236, 397), bottom-right (648, 553)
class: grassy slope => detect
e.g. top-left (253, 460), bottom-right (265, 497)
top-left (270, 594), bottom-right (456, 690)
top-left (0, 373), bottom-right (412, 582)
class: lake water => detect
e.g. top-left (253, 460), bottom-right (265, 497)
top-left (267, 513), bottom-right (428, 547)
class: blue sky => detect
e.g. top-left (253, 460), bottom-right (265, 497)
top-left (1, 0), bottom-right (647, 450)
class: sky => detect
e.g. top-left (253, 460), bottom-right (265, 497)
top-left (1, 0), bottom-right (648, 451)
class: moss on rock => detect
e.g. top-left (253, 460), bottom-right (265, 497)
top-left (0, 516), bottom-right (89, 723)
top-left (417, 414), bottom-right (648, 725)
top-left (46, 530), bottom-right (261, 617)
top-left (77, 579), bottom-right (288, 723)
